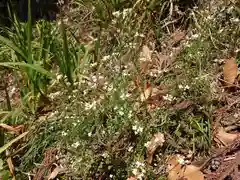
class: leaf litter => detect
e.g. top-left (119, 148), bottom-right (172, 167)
top-left (146, 132), bottom-right (165, 164)
top-left (166, 154), bottom-right (204, 180)
top-left (223, 57), bottom-right (238, 87)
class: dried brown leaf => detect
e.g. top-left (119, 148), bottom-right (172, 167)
top-left (48, 165), bottom-right (66, 180)
top-left (215, 127), bottom-right (239, 145)
top-left (223, 57), bottom-right (238, 86)
top-left (171, 30), bottom-right (186, 44)
top-left (127, 177), bottom-right (137, 180)
top-left (0, 123), bottom-right (24, 134)
top-left (140, 87), bottom-right (152, 102)
top-left (6, 150), bottom-right (15, 180)
top-left (140, 45), bottom-right (152, 62)
top-left (166, 155), bottom-right (204, 180)
top-left (171, 100), bottom-right (195, 111)
top-left (147, 132), bottom-right (165, 164)
top-left (139, 45), bottom-right (152, 73)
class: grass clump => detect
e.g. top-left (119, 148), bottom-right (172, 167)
top-left (0, 0), bottom-right (239, 179)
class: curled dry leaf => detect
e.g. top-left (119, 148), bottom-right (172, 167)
top-left (127, 176), bottom-right (137, 180)
top-left (48, 165), bottom-right (66, 180)
top-left (139, 45), bottom-right (152, 73)
top-left (223, 57), bottom-right (238, 86)
top-left (214, 127), bottom-right (239, 146)
top-left (147, 132), bottom-right (165, 164)
top-left (140, 45), bottom-right (152, 62)
top-left (166, 155), bottom-right (204, 180)
top-left (140, 86), bottom-right (152, 102)
top-left (6, 150), bottom-right (15, 180)
top-left (170, 100), bottom-right (194, 111)
top-left (0, 123), bottom-right (24, 135)
top-left (139, 85), bottom-right (168, 102)
top-left (171, 30), bottom-right (186, 45)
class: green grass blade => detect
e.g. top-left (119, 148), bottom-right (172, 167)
top-left (0, 35), bottom-right (27, 60)
top-left (0, 62), bottom-right (55, 77)
top-left (27, 0), bottom-right (32, 64)
top-left (60, 18), bottom-right (73, 84)
top-left (0, 131), bottom-right (28, 154)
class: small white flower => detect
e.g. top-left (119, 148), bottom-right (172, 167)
top-left (136, 161), bottom-right (144, 167)
top-left (88, 132), bottom-right (92, 137)
top-left (61, 131), bottom-right (68, 136)
top-left (72, 122), bottom-right (77, 127)
top-left (102, 55), bottom-right (111, 61)
top-left (128, 110), bottom-right (133, 118)
top-left (185, 85), bottom-right (190, 90)
top-left (109, 174), bottom-right (113, 178)
top-left (234, 113), bottom-right (239, 118)
top-left (177, 157), bottom-right (185, 165)
top-left (84, 101), bottom-right (97, 111)
top-left (122, 8), bottom-right (132, 19)
top-left (90, 62), bottom-right (98, 67)
top-left (128, 146), bottom-right (134, 152)
top-left (49, 91), bottom-right (62, 99)
top-left (92, 75), bottom-right (97, 83)
top-left (57, 74), bottom-right (63, 80)
top-left (118, 110), bottom-right (124, 116)
top-left (132, 168), bottom-right (138, 175)
top-left (66, 82), bottom-right (71, 86)
top-left (134, 32), bottom-right (145, 38)
top-left (163, 94), bottom-right (175, 101)
top-left (144, 141), bottom-right (151, 148)
top-left (112, 11), bottom-right (121, 18)
top-left (231, 17), bottom-right (239, 23)
top-left (138, 127), bottom-right (143, 133)
top-left (178, 84), bottom-right (184, 89)
top-left (72, 89), bottom-right (78, 93)
top-left (72, 142), bottom-right (80, 148)
top-left (132, 124), bottom-right (144, 135)
top-left (191, 34), bottom-right (199, 39)
top-left (102, 152), bottom-right (109, 158)
top-left (132, 125), bottom-right (137, 131)
top-left (120, 93), bottom-right (126, 100)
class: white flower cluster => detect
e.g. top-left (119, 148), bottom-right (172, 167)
top-left (61, 131), bottom-right (68, 136)
top-left (134, 32), bottom-right (145, 38)
top-left (114, 106), bottom-right (126, 116)
top-left (87, 74), bottom-right (105, 89)
top-left (132, 161), bottom-right (146, 179)
top-left (103, 83), bottom-right (114, 92)
top-left (132, 123), bottom-right (143, 135)
top-left (72, 141), bottom-right (80, 148)
top-left (112, 8), bottom-right (133, 19)
top-left (162, 94), bottom-right (175, 102)
top-left (102, 55), bottom-right (111, 62)
top-left (120, 91), bottom-right (131, 100)
top-left (84, 100), bottom-right (97, 111)
top-left (178, 84), bottom-right (190, 91)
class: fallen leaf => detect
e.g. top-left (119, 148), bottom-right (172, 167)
top-left (166, 155), bottom-right (204, 180)
top-left (140, 86), bottom-right (152, 102)
top-left (6, 150), bottom-right (15, 180)
top-left (147, 132), bottom-right (165, 164)
top-left (48, 165), bottom-right (66, 180)
top-left (0, 124), bottom-right (24, 135)
top-left (139, 45), bottom-right (152, 73)
top-left (171, 100), bottom-right (194, 111)
top-left (214, 127), bottom-right (239, 145)
top-left (140, 45), bottom-right (152, 62)
top-left (171, 30), bottom-right (186, 44)
top-left (223, 57), bottom-right (238, 86)
top-left (127, 177), bottom-right (137, 180)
